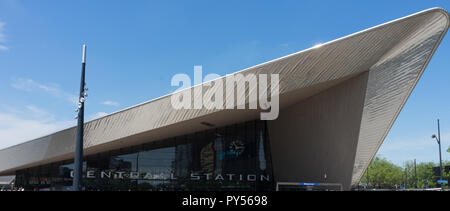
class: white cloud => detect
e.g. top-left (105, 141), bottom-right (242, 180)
top-left (101, 101), bottom-right (119, 106)
top-left (87, 112), bottom-right (108, 121)
top-left (0, 106), bottom-right (74, 150)
top-left (11, 78), bottom-right (78, 104)
top-left (377, 131), bottom-right (450, 165)
top-left (26, 105), bottom-right (48, 115)
top-left (0, 21), bottom-right (8, 51)
top-left (0, 22), bottom-right (5, 40)
top-left (12, 78), bottom-right (55, 92)
top-left (378, 139), bottom-right (435, 152)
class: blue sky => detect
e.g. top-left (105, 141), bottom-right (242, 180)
top-left (0, 0), bottom-right (449, 166)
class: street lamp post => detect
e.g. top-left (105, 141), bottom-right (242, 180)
top-left (431, 119), bottom-right (443, 191)
top-left (73, 44), bottom-right (88, 191)
top-left (414, 159), bottom-right (417, 189)
top-left (366, 166), bottom-right (369, 189)
top-left (405, 167), bottom-right (408, 190)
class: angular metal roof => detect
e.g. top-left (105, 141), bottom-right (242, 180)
top-left (0, 8), bottom-right (448, 187)
top-left (351, 8), bottom-right (449, 185)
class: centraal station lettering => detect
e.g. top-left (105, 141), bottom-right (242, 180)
top-left (70, 171), bottom-right (271, 182)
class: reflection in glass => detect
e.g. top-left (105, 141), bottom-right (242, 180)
top-left (14, 120), bottom-right (273, 191)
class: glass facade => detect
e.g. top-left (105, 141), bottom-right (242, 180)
top-left (15, 120), bottom-right (274, 191)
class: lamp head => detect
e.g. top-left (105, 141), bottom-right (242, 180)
top-left (432, 134), bottom-right (437, 139)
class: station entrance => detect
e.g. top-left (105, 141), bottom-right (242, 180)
top-left (276, 182), bottom-right (343, 191)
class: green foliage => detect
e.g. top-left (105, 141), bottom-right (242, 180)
top-left (360, 157), bottom-right (403, 189)
top-left (414, 162), bottom-right (436, 188)
top-left (360, 156), bottom-right (449, 189)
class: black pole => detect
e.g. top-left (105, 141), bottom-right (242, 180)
top-left (414, 159), bottom-right (417, 189)
top-left (366, 167), bottom-right (369, 189)
top-left (73, 44), bottom-right (87, 191)
top-left (405, 167), bottom-right (408, 190)
top-left (437, 119), bottom-right (443, 190)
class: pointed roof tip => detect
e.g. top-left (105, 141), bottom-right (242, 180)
top-left (427, 7), bottom-right (448, 14)
top-left (426, 7), bottom-right (449, 27)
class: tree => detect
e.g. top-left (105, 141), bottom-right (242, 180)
top-left (414, 162), bottom-right (436, 188)
top-left (404, 160), bottom-right (417, 189)
top-left (360, 157), bottom-right (450, 189)
top-left (359, 157), bottom-right (450, 189)
top-left (360, 156), bottom-right (403, 189)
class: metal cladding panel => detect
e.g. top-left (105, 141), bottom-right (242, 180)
top-left (268, 73), bottom-right (369, 190)
top-left (351, 10), bottom-right (449, 185)
top-left (0, 8), bottom-right (448, 179)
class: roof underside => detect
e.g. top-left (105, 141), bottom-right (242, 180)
top-left (0, 8), bottom-right (448, 187)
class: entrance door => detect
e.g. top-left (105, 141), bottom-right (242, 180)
top-left (276, 182), bottom-right (343, 191)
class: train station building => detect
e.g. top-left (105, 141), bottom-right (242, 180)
top-left (0, 8), bottom-right (448, 191)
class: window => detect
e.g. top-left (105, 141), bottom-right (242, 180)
top-left (15, 120), bottom-right (274, 191)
